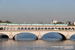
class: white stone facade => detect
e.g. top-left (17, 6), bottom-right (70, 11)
top-left (51, 19), bottom-right (57, 24)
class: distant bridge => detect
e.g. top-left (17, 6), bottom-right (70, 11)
top-left (0, 25), bottom-right (75, 30)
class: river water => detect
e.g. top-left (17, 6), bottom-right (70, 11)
top-left (0, 40), bottom-right (75, 50)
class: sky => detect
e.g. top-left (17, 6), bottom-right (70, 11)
top-left (0, 0), bottom-right (75, 23)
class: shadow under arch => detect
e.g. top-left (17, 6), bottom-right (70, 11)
top-left (42, 32), bottom-right (66, 41)
top-left (13, 32), bottom-right (38, 40)
top-left (58, 33), bottom-right (66, 40)
top-left (0, 33), bottom-right (9, 39)
top-left (0, 27), bottom-right (3, 30)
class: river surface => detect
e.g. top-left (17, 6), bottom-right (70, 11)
top-left (0, 40), bottom-right (75, 50)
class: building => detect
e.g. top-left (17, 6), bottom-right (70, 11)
top-left (24, 22), bottom-right (26, 24)
top-left (66, 21), bottom-right (75, 25)
top-left (72, 22), bottom-right (75, 25)
top-left (66, 21), bottom-right (72, 25)
top-left (51, 19), bottom-right (57, 24)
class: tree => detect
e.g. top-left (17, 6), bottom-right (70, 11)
top-left (0, 20), bottom-right (12, 23)
top-left (0, 20), bottom-right (2, 23)
top-left (68, 24), bottom-right (73, 26)
top-left (4, 20), bottom-right (12, 23)
top-left (56, 22), bottom-right (64, 24)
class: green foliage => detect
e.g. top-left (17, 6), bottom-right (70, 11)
top-left (56, 22), bottom-right (64, 24)
top-left (0, 20), bottom-right (2, 23)
top-left (0, 20), bottom-right (12, 23)
top-left (68, 24), bottom-right (74, 26)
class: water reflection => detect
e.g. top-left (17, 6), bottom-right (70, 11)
top-left (42, 32), bottom-right (62, 41)
top-left (14, 32), bottom-right (38, 41)
top-left (0, 38), bottom-right (9, 41)
top-left (0, 40), bottom-right (75, 50)
top-left (70, 34), bottom-right (75, 41)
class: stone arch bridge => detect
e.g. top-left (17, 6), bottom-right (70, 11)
top-left (0, 30), bottom-right (75, 40)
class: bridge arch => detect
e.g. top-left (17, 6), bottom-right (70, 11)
top-left (65, 27), bottom-right (68, 29)
top-left (48, 27), bottom-right (50, 30)
top-left (0, 27), bottom-right (3, 30)
top-left (68, 27), bottom-right (71, 30)
top-left (13, 32), bottom-right (38, 40)
top-left (42, 32), bottom-right (66, 41)
top-left (0, 33), bottom-right (9, 38)
top-left (28, 27), bottom-right (30, 30)
top-left (51, 27), bottom-right (53, 29)
top-left (72, 28), bottom-right (74, 30)
top-left (58, 27), bottom-right (60, 30)
top-left (21, 27), bottom-right (24, 30)
top-left (31, 27), bottom-right (34, 30)
top-left (70, 34), bottom-right (75, 41)
top-left (37, 27), bottom-right (40, 30)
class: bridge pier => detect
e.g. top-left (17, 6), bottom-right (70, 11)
top-left (9, 36), bottom-right (13, 40)
top-left (66, 35), bottom-right (70, 40)
top-left (37, 34), bottom-right (42, 40)
top-left (37, 36), bottom-right (41, 40)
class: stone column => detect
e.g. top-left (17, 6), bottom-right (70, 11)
top-left (3, 27), bottom-right (4, 30)
top-left (19, 27), bottom-right (21, 30)
top-left (15, 27), bottom-right (17, 30)
top-left (50, 27), bottom-right (52, 30)
top-left (30, 27), bottom-right (32, 30)
top-left (37, 27), bottom-right (38, 30)
top-left (27, 27), bottom-right (28, 30)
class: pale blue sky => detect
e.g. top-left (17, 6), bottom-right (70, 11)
top-left (0, 0), bottom-right (75, 23)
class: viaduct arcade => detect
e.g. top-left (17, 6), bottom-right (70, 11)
top-left (0, 24), bottom-right (75, 30)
